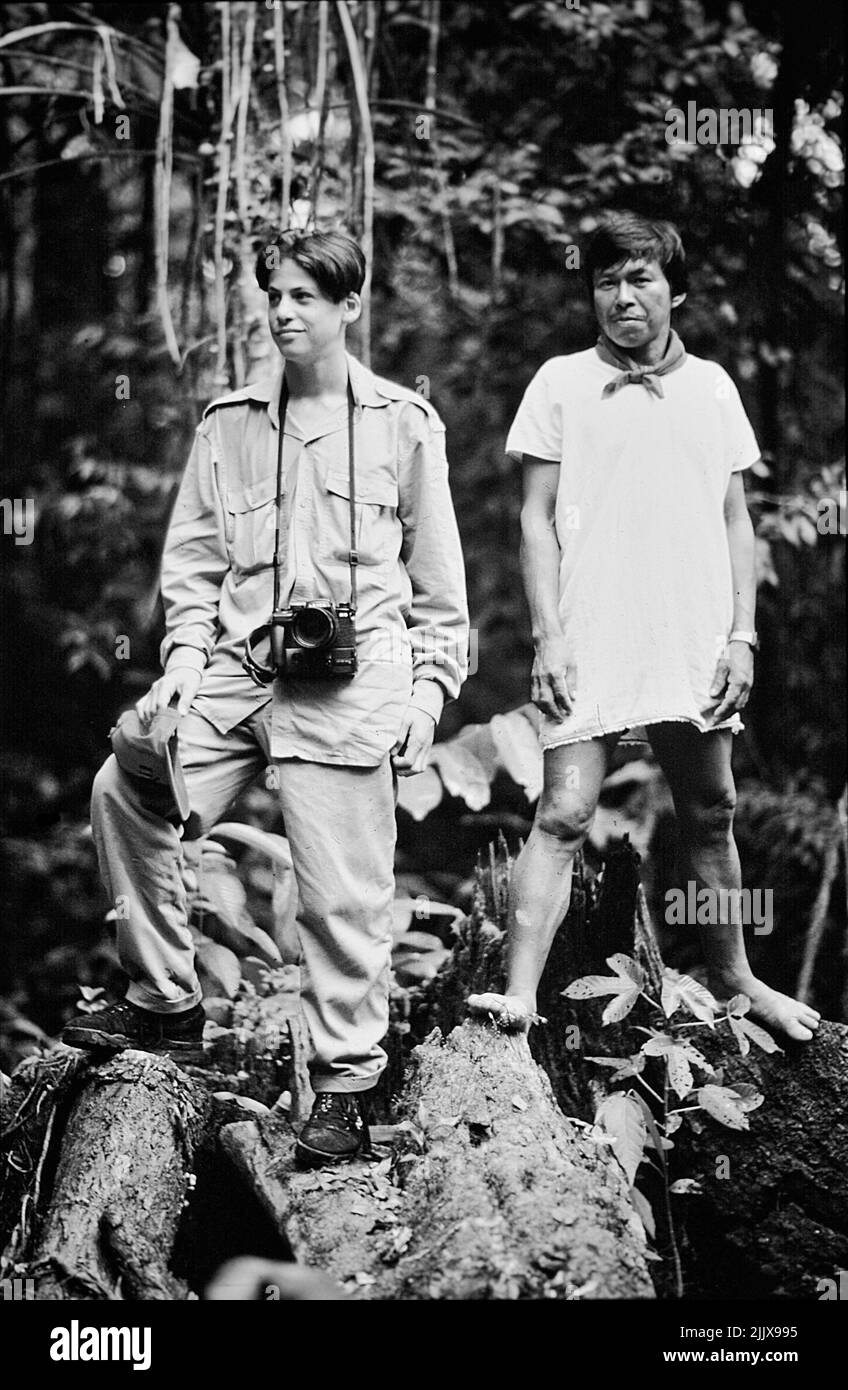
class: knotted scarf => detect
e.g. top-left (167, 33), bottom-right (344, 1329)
top-left (596, 328), bottom-right (687, 399)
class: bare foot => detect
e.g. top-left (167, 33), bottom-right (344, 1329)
top-left (466, 992), bottom-right (546, 1033)
top-left (713, 976), bottom-right (822, 1043)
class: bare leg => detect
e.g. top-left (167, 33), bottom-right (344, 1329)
top-left (468, 734), bottom-right (618, 1030)
top-left (648, 722), bottom-right (821, 1042)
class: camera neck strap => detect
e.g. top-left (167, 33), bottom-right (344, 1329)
top-left (271, 373), bottom-right (359, 612)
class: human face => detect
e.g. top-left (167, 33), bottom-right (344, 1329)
top-left (266, 259), bottom-right (360, 363)
top-left (592, 256), bottom-right (685, 362)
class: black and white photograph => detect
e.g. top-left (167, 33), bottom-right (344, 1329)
top-left (0, 0), bottom-right (844, 1353)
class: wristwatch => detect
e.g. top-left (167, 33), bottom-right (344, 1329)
top-left (728, 629), bottom-right (759, 650)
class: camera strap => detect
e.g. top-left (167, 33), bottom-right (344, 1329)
top-left (271, 373), bottom-right (359, 614)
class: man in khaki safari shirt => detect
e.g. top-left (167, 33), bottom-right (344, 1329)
top-left (63, 230), bottom-right (469, 1166)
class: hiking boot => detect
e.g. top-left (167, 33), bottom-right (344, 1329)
top-left (295, 1092), bottom-right (371, 1168)
top-left (61, 999), bottom-right (205, 1064)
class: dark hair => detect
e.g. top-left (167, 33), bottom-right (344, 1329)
top-left (582, 213), bottom-right (687, 297)
top-left (254, 229), bottom-right (366, 300)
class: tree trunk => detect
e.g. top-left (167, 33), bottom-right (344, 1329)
top-left (671, 1020), bottom-right (848, 1299)
top-left (5, 841), bottom-right (846, 1301)
top-left (220, 1018), bottom-right (655, 1300)
top-left (417, 839), bottom-right (848, 1298)
top-left (10, 1050), bottom-right (207, 1300)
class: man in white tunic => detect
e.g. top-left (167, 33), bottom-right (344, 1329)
top-left (469, 213), bottom-right (820, 1042)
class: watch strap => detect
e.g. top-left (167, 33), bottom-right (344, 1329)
top-left (729, 629), bottom-right (758, 649)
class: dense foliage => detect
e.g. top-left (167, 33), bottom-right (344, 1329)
top-left (0, 2), bottom-right (844, 1043)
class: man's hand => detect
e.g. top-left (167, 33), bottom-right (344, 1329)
top-left (708, 641), bottom-right (753, 724)
top-left (135, 667), bottom-right (202, 727)
top-left (391, 707), bottom-right (436, 777)
top-left (531, 636), bottom-right (577, 721)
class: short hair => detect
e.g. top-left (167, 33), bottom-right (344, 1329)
top-left (254, 229), bottom-right (366, 300)
top-left (582, 213), bottom-right (687, 298)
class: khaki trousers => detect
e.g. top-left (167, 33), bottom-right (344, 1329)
top-left (90, 703), bottom-right (396, 1092)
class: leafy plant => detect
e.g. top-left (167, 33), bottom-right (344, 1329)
top-left (564, 955), bottom-right (777, 1295)
top-left (73, 985), bottom-right (109, 1016)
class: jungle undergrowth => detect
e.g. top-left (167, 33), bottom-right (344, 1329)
top-left (563, 955), bottom-right (781, 1297)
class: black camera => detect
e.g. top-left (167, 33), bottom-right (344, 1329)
top-left (243, 602), bottom-right (357, 685)
top-left (242, 376), bottom-right (363, 688)
top-left (272, 601), bottom-right (358, 678)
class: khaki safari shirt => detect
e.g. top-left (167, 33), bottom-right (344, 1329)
top-left (159, 352), bottom-right (469, 765)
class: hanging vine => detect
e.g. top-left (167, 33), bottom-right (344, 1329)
top-left (212, 1), bottom-right (234, 386)
top-left (425, 0), bottom-right (459, 301)
top-left (272, 0), bottom-right (292, 227)
top-left (154, 2), bottom-right (181, 367)
top-left (335, 0), bottom-right (373, 364)
top-left (307, 1), bottom-right (333, 231)
top-left (231, 1), bottom-right (256, 387)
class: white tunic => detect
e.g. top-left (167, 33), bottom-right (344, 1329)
top-left (505, 348), bottom-right (760, 749)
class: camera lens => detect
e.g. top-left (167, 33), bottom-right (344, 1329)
top-left (291, 606), bottom-right (337, 649)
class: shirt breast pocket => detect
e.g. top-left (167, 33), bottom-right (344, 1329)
top-left (225, 472), bottom-right (279, 576)
top-left (324, 468), bottom-right (399, 581)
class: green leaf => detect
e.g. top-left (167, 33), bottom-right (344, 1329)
top-left (194, 860), bottom-right (247, 933)
top-left (606, 953), bottom-right (644, 987)
top-left (428, 742), bottom-right (492, 812)
top-left (601, 986), bottom-right (641, 1024)
top-left (725, 993), bottom-right (751, 1017)
top-left (727, 1013), bottom-right (750, 1056)
top-left (586, 1055), bottom-right (646, 1078)
top-left (206, 823), bottom-right (293, 871)
top-left (594, 1093), bottom-right (647, 1187)
top-left (737, 1016), bottom-right (784, 1054)
top-left (666, 1046), bottom-right (694, 1100)
top-left (678, 1040), bottom-right (715, 1075)
top-left (489, 710), bottom-right (544, 801)
top-left (697, 1084), bottom-right (751, 1131)
top-left (661, 973), bottom-right (683, 1019)
top-left (630, 1185), bottom-right (656, 1241)
top-left (661, 969), bottom-right (718, 1026)
top-left (563, 974), bottom-right (634, 999)
top-left (633, 1092), bottom-right (666, 1159)
top-left (394, 767), bottom-right (444, 822)
top-left (727, 1084), bottom-right (765, 1112)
